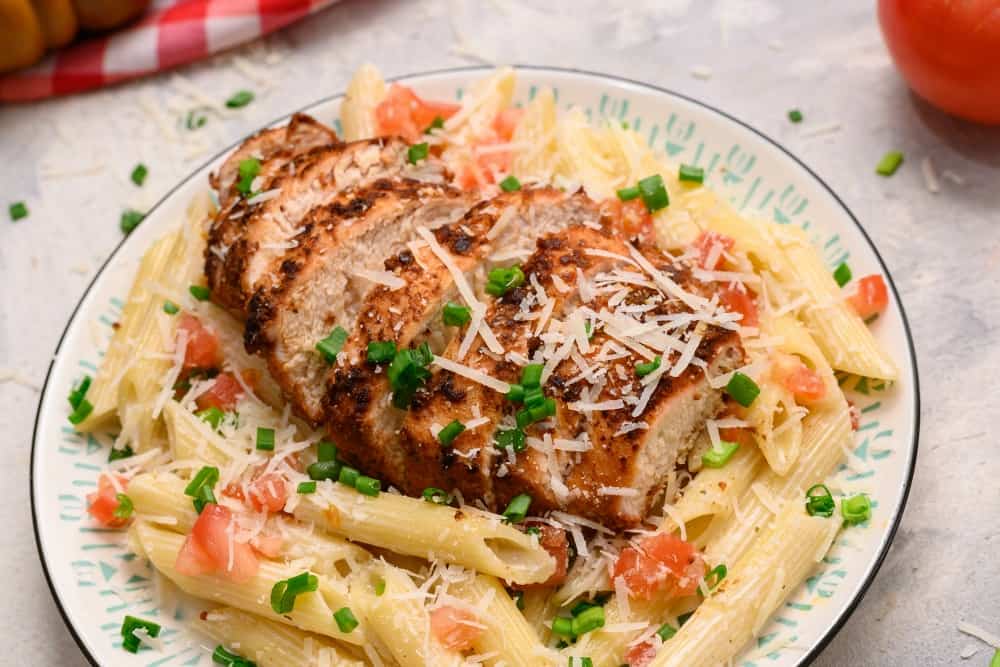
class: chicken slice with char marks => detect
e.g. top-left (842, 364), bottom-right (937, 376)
top-left (207, 135), bottom-right (449, 313)
top-left (244, 179), bottom-right (477, 422)
top-left (324, 189), bottom-right (603, 495)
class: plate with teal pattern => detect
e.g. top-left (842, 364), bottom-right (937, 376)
top-left (31, 66), bottom-right (919, 667)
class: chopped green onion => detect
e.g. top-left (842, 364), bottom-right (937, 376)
top-left (520, 363), bottom-right (543, 388)
top-left (407, 142), bottom-right (429, 164)
top-left (338, 465), bottom-right (359, 487)
top-left (502, 493), bottom-right (531, 523)
top-left (316, 326), bottom-right (348, 363)
top-left (425, 116), bottom-right (445, 133)
top-left (184, 466), bottom-right (220, 497)
top-left (113, 493), bottom-right (134, 520)
top-left (570, 600), bottom-right (599, 617)
top-left (442, 302), bottom-right (472, 326)
top-left (108, 444), bottom-right (133, 463)
top-left (635, 356), bottom-right (661, 377)
top-left (163, 300), bottom-right (179, 315)
top-left (68, 375), bottom-right (92, 410)
top-left (193, 484), bottom-right (217, 513)
top-left (485, 265), bottom-right (525, 297)
top-left (678, 164), bottom-right (704, 184)
top-left (657, 623), bottom-right (677, 641)
top-left (512, 589), bottom-right (525, 610)
top-left (704, 563), bottom-right (727, 592)
top-left (237, 158), bottom-right (261, 197)
top-left (569, 659), bottom-right (593, 667)
top-left (189, 284), bottom-right (211, 301)
top-left (256, 427), bottom-right (275, 451)
top-left (875, 151), bottom-right (904, 176)
top-left (788, 109), bottom-right (803, 123)
top-left (297, 481), bottom-right (317, 494)
top-left (9, 201), bottom-right (28, 221)
top-left (196, 406), bottom-right (225, 430)
top-left (374, 578), bottom-right (386, 596)
top-left (212, 644), bottom-right (256, 666)
top-left (525, 526), bottom-right (541, 538)
top-left (355, 475), bottom-right (381, 496)
top-left (841, 494), bottom-right (872, 525)
top-left (386, 342), bottom-right (433, 408)
top-left (499, 175), bottom-right (522, 192)
top-left (438, 420), bottom-right (466, 447)
top-left (528, 397), bottom-right (557, 422)
top-left (523, 387), bottom-right (545, 408)
top-left (991, 649), bottom-right (1000, 667)
top-left (702, 441), bottom-right (739, 468)
top-left (506, 383), bottom-right (525, 403)
top-left (225, 90), bottom-right (254, 108)
top-left (422, 487), bottom-right (451, 504)
top-left (120, 615), bottom-right (161, 653)
top-left (120, 209), bottom-right (145, 234)
top-left (616, 185), bottom-right (640, 201)
top-left (333, 607), bottom-right (359, 633)
top-left (270, 572), bottom-right (319, 614)
top-left (130, 163), bottom-right (148, 186)
top-left (805, 484), bottom-right (835, 517)
top-left (833, 262), bottom-right (852, 288)
top-left (585, 321), bottom-right (593, 338)
top-left (677, 611), bottom-right (693, 626)
top-left (495, 428), bottom-right (526, 452)
top-left (515, 408), bottom-right (533, 429)
top-left (317, 441), bottom-right (338, 462)
top-left (638, 174), bottom-right (669, 212)
top-left (571, 605), bottom-right (605, 636)
top-left (307, 460), bottom-right (341, 481)
top-left (725, 372), bottom-right (760, 407)
top-left (551, 616), bottom-right (574, 637)
top-left (186, 109), bottom-right (208, 130)
top-left (68, 399), bottom-right (93, 425)
top-left (367, 340), bottom-right (397, 364)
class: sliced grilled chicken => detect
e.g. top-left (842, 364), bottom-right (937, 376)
top-left (207, 136), bottom-right (449, 313)
top-left (244, 179), bottom-right (477, 422)
top-left (399, 226), bottom-right (744, 528)
top-left (324, 189), bottom-right (603, 492)
top-left (210, 113), bottom-right (337, 209)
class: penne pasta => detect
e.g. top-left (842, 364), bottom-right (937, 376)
top-left (340, 63), bottom-right (387, 142)
top-left (294, 484), bottom-right (556, 586)
top-left (196, 606), bottom-right (367, 667)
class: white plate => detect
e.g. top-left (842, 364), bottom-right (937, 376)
top-left (31, 66), bottom-right (919, 667)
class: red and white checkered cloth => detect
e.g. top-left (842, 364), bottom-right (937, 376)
top-left (0, 0), bottom-right (338, 103)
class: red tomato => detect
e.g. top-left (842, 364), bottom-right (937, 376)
top-left (611, 533), bottom-right (705, 600)
top-left (247, 473), bottom-right (289, 514)
top-left (693, 231), bottom-right (735, 270)
top-left (175, 531), bottom-right (216, 577)
top-left (195, 372), bottom-right (245, 412)
top-left (86, 474), bottom-right (130, 528)
top-left (375, 83), bottom-right (461, 143)
top-left (429, 605), bottom-right (482, 651)
top-left (772, 353), bottom-right (826, 403)
top-left (511, 523), bottom-right (569, 589)
top-left (601, 198), bottom-right (653, 244)
top-left (718, 283), bottom-right (759, 328)
top-left (625, 639), bottom-right (660, 667)
top-left (251, 533), bottom-right (284, 558)
top-left (178, 313), bottom-right (222, 372)
top-left (846, 275), bottom-right (889, 320)
top-left (848, 400), bottom-right (861, 431)
top-left (178, 503), bottom-right (259, 583)
top-left (879, 0), bottom-right (1000, 125)
top-left (492, 108), bottom-right (525, 142)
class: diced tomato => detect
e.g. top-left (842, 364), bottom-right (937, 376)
top-left (611, 533), bottom-right (706, 600)
top-left (86, 474), bottom-right (130, 528)
top-left (718, 283), bottom-right (759, 328)
top-left (846, 275), bottom-right (889, 320)
top-left (693, 231), bottom-right (735, 270)
top-left (719, 425), bottom-right (753, 447)
top-left (195, 372), bottom-right (245, 411)
top-left (247, 473), bottom-right (289, 514)
top-left (251, 532), bottom-right (284, 558)
top-left (601, 198), bottom-right (653, 244)
top-left (175, 531), bottom-right (216, 577)
top-left (429, 605), bottom-right (482, 651)
top-left (848, 400), bottom-right (861, 431)
top-left (512, 523), bottom-right (569, 589)
top-left (177, 503), bottom-right (259, 583)
top-left (374, 83), bottom-right (461, 143)
top-left (492, 108), bottom-right (525, 142)
top-left (772, 352), bottom-right (826, 403)
top-left (625, 639), bottom-right (660, 667)
top-left (178, 313), bottom-right (222, 373)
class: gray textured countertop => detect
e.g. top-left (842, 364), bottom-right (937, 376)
top-left (2, 1), bottom-right (998, 665)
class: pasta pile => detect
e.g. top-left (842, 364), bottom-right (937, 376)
top-left (66, 66), bottom-right (898, 667)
